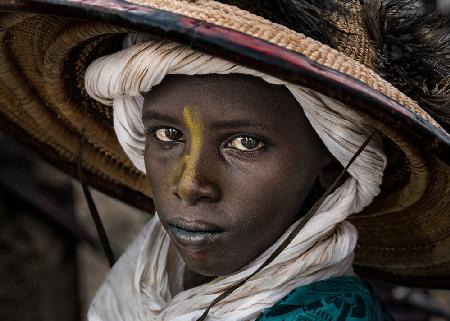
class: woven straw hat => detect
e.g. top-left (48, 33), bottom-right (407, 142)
top-left (0, 0), bottom-right (449, 288)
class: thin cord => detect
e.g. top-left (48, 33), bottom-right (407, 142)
top-left (196, 131), bottom-right (376, 321)
top-left (77, 131), bottom-right (116, 268)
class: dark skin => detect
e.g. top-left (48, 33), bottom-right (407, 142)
top-left (142, 74), bottom-right (337, 289)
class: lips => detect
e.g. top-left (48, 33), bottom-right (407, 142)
top-left (167, 219), bottom-right (225, 251)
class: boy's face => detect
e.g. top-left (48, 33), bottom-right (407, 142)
top-left (143, 74), bottom-right (330, 276)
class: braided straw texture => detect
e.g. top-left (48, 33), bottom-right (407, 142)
top-left (0, 13), bottom-right (150, 196)
top-left (127, 0), bottom-right (441, 128)
top-left (0, 0), bottom-right (448, 279)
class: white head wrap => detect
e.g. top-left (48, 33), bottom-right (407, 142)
top-left (85, 34), bottom-right (387, 321)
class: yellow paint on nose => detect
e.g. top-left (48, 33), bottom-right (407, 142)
top-left (182, 106), bottom-right (203, 178)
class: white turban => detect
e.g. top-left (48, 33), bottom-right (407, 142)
top-left (84, 34), bottom-right (387, 321)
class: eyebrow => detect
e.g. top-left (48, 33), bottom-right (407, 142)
top-left (142, 110), bottom-right (271, 131)
top-left (142, 111), bottom-right (179, 124)
top-left (210, 120), bottom-right (271, 131)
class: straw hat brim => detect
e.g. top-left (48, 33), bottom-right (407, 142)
top-left (0, 0), bottom-right (449, 288)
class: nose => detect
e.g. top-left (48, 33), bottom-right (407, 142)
top-left (170, 155), bottom-right (222, 205)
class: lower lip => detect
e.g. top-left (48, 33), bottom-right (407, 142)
top-left (168, 225), bottom-right (225, 251)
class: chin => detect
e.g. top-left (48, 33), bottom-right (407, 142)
top-left (179, 248), bottom-right (241, 277)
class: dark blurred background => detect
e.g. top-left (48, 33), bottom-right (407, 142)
top-left (0, 133), bottom-right (149, 321)
top-left (0, 0), bottom-right (449, 320)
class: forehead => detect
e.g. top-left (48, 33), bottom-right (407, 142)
top-left (142, 74), bottom-right (305, 123)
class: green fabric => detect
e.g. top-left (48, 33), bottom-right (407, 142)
top-left (256, 276), bottom-right (394, 321)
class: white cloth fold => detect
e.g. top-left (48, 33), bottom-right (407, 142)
top-left (85, 35), bottom-right (387, 321)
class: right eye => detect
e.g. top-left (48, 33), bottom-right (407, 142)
top-left (150, 127), bottom-right (184, 142)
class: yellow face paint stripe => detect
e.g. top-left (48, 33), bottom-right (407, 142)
top-left (182, 106), bottom-right (203, 177)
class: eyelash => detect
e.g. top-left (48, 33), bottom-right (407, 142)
top-left (146, 127), bottom-right (269, 153)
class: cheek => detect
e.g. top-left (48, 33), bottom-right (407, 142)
top-left (144, 150), bottom-right (175, 206)
top-left (225, 164), bottom-right (311, 228)
top-left (228, 152), bottom-right (320, 229)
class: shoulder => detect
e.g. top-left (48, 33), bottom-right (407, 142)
top-left (257, 276), bottom-right (394, 321)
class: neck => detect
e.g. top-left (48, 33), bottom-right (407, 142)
top-left (183, 268), bottom-right (216, 290)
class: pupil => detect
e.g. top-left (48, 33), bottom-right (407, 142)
top-left (166, 128), bottom-right (180, 140)
top-left (242, 137), bottom-right (257, 149)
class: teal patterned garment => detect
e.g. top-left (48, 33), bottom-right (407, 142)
top-left (256, 276), bottom-right (394, 321)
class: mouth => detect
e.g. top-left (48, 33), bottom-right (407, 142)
top-left (167, 219), bottom-right (225, 251)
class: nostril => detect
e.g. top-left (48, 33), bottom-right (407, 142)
top-left (171, 178), bottom-right (221, 205)
top-left (170, 184), bottom-right (182, 199)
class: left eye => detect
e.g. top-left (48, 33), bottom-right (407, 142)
top-left (152, 128), bottom-right (184, 142)
top-left (226, 136), bottom-right (265, 151)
